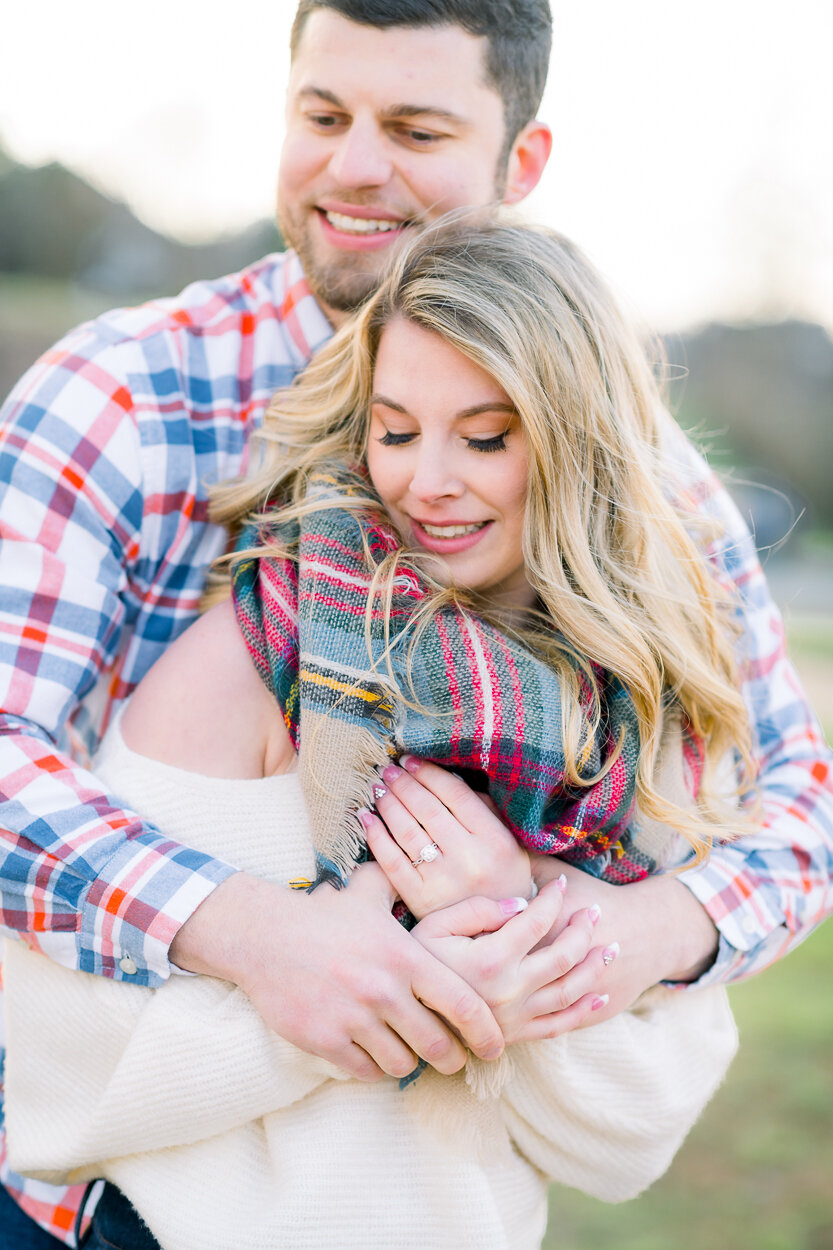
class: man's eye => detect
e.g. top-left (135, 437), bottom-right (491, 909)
top-left (378, 430), bottom-right (415, 446)
top-left (467, 434), bottom-right (507, 453)
top-left (396, 126), bottom-right (442, 145)
top-left (309, 113), bottom-right (344, 129)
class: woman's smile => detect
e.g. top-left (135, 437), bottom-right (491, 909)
top-left (408, 516), bottom-right (492, 552)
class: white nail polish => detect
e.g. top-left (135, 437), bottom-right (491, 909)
top-left (602, 941), bottom-right (620, 966)
top-left (499, 897), bottom-right (528, 916)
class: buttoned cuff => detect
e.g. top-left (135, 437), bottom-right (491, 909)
top-left (77, 837), bottom-right (238, 986)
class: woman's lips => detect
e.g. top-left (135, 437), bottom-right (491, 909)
top-left (409, 518), bottom-right (492, 554)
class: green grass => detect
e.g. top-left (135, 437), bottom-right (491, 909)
top-left (787, 619), bottom-right (833, 664)
top-left (0, 273), bottom-right (132, 338)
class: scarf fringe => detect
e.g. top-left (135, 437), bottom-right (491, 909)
top-left (403, 1063), bottom-right (515, 1166)
top-left (304, 718), bottom-right (395, 885)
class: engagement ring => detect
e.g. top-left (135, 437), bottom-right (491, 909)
top-left (411, 842), bottom-right (440, 867)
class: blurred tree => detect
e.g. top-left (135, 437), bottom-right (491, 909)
top-left (667, 322), bottom-right (833, 530)
top-left (0, 144), bottom-right (282, 296)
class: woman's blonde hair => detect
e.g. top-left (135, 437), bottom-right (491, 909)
top-left (210, 217), bottom-right (757, 859)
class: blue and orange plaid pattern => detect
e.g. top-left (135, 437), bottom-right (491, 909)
top-left (0, 251), bottom-right (831, 1242)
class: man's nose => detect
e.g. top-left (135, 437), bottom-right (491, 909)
top-left (328, 116), bottom-right (393, 189)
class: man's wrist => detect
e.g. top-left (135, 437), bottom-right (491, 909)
top-left (170, 872), bottom-right (295, 982)
top-left (654, 876), bottom-right (720, 982)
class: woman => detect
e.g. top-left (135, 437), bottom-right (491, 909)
top-left (3, 220), bottom-right (749, 1250)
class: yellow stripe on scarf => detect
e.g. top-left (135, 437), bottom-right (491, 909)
top-left (300, 668), bottom-right (383, 705)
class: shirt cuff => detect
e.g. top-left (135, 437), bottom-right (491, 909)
top-left (77, 835), bottom-right (239, 986)
top-left (667, 852), bottom-right (784, 988)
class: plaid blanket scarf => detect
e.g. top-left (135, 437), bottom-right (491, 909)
top-left (231, 469), bottom-right (701, 887)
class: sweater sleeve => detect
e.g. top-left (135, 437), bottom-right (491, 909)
top-left (497, 984), bottom-right (738, 1201)
top-left (2, 938), bottom-right (348, 1180)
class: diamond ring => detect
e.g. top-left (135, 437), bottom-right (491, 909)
top-left (411, 842), bottom-right (440, 867)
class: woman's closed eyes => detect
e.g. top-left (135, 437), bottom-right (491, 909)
top-left (376, 429), bottom-right (509, 453)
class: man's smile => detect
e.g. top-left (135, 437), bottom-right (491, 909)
top-left (322, 211), bottom-right (403, 235)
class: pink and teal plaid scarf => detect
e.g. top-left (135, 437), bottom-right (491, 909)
top-left (231, 468), bottom-right (701, 887)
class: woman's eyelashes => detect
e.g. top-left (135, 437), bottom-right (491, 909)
top-left (467, 433), bottom-right (508, 453)
top-left (376, 430), bottom-right (414, 447)
top-left (376, 430), bottom-right (508, 452)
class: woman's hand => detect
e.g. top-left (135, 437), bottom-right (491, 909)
top-left (411, 879), bottom-right (612, 1044)
top-left (531, 857), bottom-right (719, 1024)
top-left (359, 755), bottom-right (533, 920)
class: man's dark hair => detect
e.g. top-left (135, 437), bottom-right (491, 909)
top-left (290, 1), bottom-right (552, 152)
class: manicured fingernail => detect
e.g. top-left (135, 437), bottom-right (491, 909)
top-left (555, 873), bottom-right (567, 893)
top-left (588, 904), bottom-right (601, 925)
top-left (372, 784), bottom-right (388, 800)
top-left (381, 764), bottom-right (402, 784)
top-left (591, 993), bottom-right (610, 1011)
top-left (499, 897), bottom-right (528, 916)
top-left (357, 808), bottom-right (374, 828)
top-left (399, 754), bottom-right (420, 773)
top-left (602, 942), bottom-right (620, 966)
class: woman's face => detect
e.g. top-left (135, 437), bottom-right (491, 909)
top-left (366, 316), bottom-right (535, 611)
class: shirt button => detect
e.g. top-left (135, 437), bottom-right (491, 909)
top-left (119, 954), bottom-right (138, 975)
top-left (741, 916), bottom-right (757, 935)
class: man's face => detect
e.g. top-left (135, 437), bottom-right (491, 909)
top-left (278, 11), bottom-right (510, 322)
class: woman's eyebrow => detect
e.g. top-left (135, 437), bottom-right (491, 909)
top-left (370, 397), bottom-right (517, 419)
top-left (370, 395), bottom-right (408, 413)
top-left (456, 403), bottom-right (517, 419)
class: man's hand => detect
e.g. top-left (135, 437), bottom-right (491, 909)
top-left (531, 858), bottom-right (721, 1024)
top-left (170, 863), bottom-right (504, 1080)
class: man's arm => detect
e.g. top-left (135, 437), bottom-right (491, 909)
top-left (668, 441), bottom-right (833, 984)
top-left (0, 326), bottom-right (238, 984)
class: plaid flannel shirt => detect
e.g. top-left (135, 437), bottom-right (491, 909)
top-left (0, 251), bottom-right (831, 1244)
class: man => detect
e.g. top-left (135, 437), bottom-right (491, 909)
top-left (0, 2), bottom-right (831, 1245)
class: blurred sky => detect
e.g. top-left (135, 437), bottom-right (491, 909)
top-left (1, 0), bottom-right (832, 331)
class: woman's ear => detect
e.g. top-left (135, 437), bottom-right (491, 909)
top-left (502, 121), bottom-right (553, 205)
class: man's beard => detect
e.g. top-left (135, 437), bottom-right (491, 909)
top-left (277, 171), bottom-right (507, 315)
top-left (278, 203), bottom-right (411, 314)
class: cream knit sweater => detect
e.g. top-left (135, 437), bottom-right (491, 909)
top-left (3, 712), bottom-right (738, 1250)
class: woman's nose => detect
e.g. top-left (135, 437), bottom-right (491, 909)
top-left (408, 450), bottom-right (464, 502)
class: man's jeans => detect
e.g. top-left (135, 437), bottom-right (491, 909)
top-left (0, 1182), bottom-right (67, 1250)
top-left (0, 1181), bottom-right (160, 1250)
top-left (79, 1185), bottom-right (160, 1250)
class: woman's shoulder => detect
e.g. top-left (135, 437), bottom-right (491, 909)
top-left (120, 597), bottom-right (294, 778)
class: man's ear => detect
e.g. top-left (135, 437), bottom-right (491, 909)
top-left (502, 121), bottom-right (553, 205)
